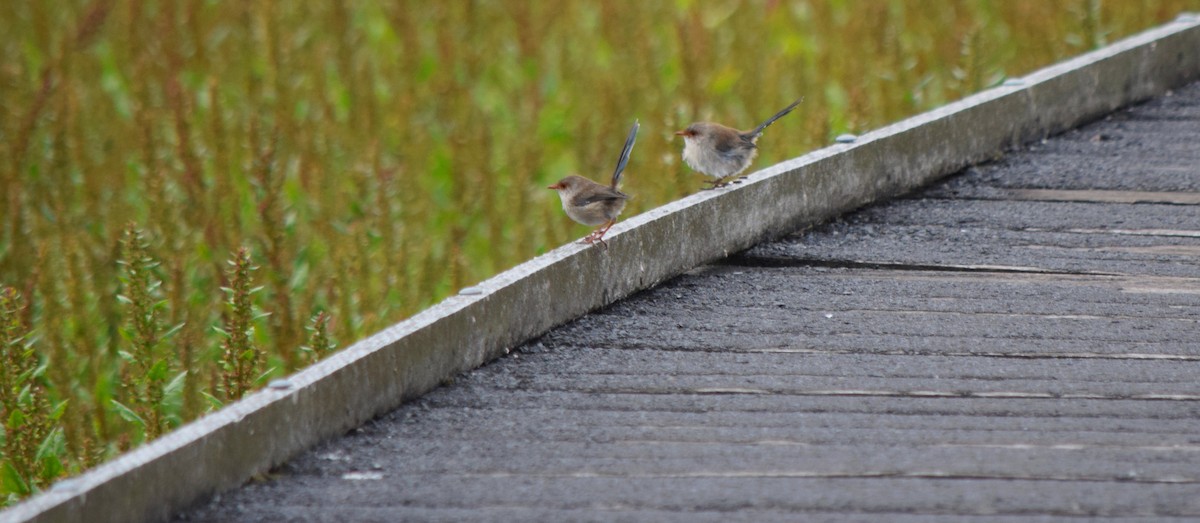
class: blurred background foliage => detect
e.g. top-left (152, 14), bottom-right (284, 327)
top-left (1, 0), bottom-right (1198, 503)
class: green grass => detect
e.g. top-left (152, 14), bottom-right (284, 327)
top-left (1, 0), bottom-right (1197, 503)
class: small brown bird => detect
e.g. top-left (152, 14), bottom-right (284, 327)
top-left (675, 98), bottom-right (803, 188)
top-left (548, 120), bottom-right (639, 248)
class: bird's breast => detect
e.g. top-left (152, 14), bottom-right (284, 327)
top-left (682, 137), bottom-right (747, 179)
top-left (680, 139), bottom-right (711, 177)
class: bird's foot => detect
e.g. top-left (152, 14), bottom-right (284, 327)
top-left (579, 236), bottom-right (608, 249)
top-left (579, 231), bottom-right (609, 249)
top-left (702, 178), bottom-right (733, 189)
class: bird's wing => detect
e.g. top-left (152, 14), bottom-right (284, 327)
top-left (571, 186), bottom-right (628, 208)
top-left (717, 135), bottom-right (758, 157)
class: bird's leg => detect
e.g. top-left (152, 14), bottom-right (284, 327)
top-left (598, 219), bottom-right (616, 237)
top-left (580, 220), bottom-right (615, 249)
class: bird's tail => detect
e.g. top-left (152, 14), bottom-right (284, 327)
top-left (612, 119), bottom-right (639, 188)
top-left (748, 97), bottom-right (803, 138)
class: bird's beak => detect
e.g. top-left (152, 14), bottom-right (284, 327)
top-left (547, 183), bottom-right (563, 190)
top-left (673, 130), bottom-right (687, 137)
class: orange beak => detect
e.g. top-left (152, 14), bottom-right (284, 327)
top-left (547, 183), bottom-right (563, 190)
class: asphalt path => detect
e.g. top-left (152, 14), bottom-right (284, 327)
top-left (178, 81), bottom-right (1200, 522)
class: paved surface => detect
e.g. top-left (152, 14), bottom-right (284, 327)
top-left (178, 82), bottom-right (1200, 522)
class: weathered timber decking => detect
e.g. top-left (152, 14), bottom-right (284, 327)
top-left (175, 81), bottom-right (1200, 522)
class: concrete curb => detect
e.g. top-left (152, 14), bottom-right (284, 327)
top-left (5, 15), bottom-right (1199, 523)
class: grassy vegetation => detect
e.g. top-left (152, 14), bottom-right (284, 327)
top-left (1, 0), bottom-right (1197, 503)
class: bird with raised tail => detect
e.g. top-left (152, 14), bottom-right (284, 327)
top-left (548, 120), bottom-right (639, 248)
top-left (675, 98), bottom-right (803, 188)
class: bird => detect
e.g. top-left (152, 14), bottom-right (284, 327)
top-left (548, 120), bottom-right (639, 248)
top-left (675, 97), bottom-right (803, 188)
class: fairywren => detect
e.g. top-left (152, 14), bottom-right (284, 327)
top-left (548, 120), bottom-right (640, 248)
top-left (675, 98), bottom-right (803, 187)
